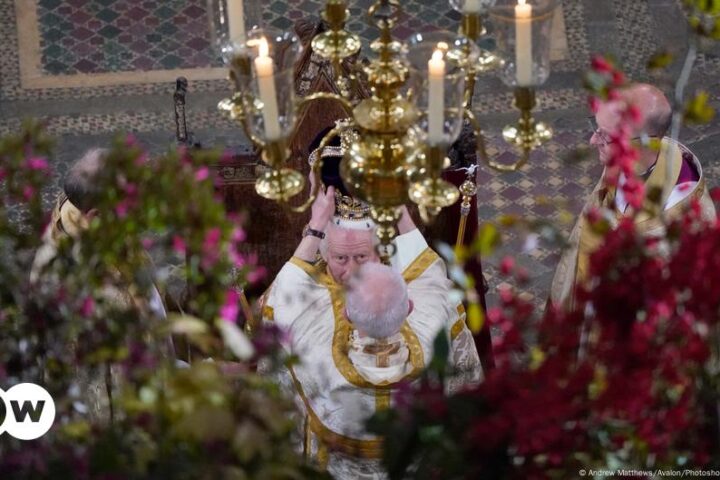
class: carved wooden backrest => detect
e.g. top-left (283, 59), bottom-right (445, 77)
top-left (176, 20), bottom-right (367, 290)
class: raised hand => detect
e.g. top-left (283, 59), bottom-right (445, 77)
top-left (309, 184), bottom-right (335, 231)
top-left (397, 204), bottom-right (417, 234)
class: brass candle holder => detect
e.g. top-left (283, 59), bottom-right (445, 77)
top-left (311, 0), bottom-right (362, 75)
top-left (214, 0), bottom-right (559, 255)
top-left (464, 89), bottom-right (552, 173)
top-left (502, 87), bottom-right (552, 150)
top-left (409, 145), bottom-right (461, 224)
top-left (254, 139), bottom-right (306, 202)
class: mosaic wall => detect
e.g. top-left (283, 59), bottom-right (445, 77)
top-left (37, 0), bottom-right (216, 74)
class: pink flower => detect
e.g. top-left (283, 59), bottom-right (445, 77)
top-left (203, 227), bottom-right (222, 251)
top-left (487, 307), bottom-right (503, 324)
top-left (229, 248), bottom-right (243, 268)
top-left (585, 206), bottom-right (601, 224)
top-left (141, 238), bottom-right (154, 249)
top-left (172, 235), bottom-right (186, 254)
top-left (134, 153), bottom-right (149, 166)
top-left (22, 185), bottom-right (35, 200)
top-left (220, 289), bottom-right (240, 324)
top-left (611, 70), bottom-right (626, 86)
top-left (195, 166), bottom-right (209, 182)
top-left (80, 296), bottom-right (95, 317)
top-left (515, 267), bottom-right (529, 284)
top-left (622, 176), bottom-right (645, 210)
top-left (607, 89), bottom-right (622, 102)
top-left (231, 227), bottom-right (246, 243)
top-left (710, 187), bottom-right (720, 202)
top-left (247, 266), bottom-right (267, 284)
top-left (591, 55), bottom-right (613, 73)
top-left (115, 200), bottom-right (130, 218)
top-left (26, 157), bottom-right (49, 171)
top-left (201, 227), bottom-right (222, 269)
top-left (125, 133), bottom-right (138, 147)
top-left (123, 182), bottom-right (138, 197)
top-left (500, 256), bottom-right (515, 275)
top-left (626, 105), bottom-right (643, 125)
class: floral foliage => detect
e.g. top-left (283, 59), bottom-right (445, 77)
top-left (370, 54), bottom-right (720, 478)
top-left (0, 122), bottom-right (321, 479)
top-left (371, 197), bottom-right (720, 479)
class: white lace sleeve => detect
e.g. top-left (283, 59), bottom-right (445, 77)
top-left (446, 304), bottom-right (483, 395)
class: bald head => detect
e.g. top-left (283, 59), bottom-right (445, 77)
top-left (63, 148), bottom-right (108, 212)
top-left (621, 83), bottom-right (672, 138)
top-left (591, 83), bottom-right (672, 166)
top-left (346, 262), bottom-right (409, 339)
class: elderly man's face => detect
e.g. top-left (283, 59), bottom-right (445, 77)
top-left (326, 228), bottom-right (380, 284)
top-left (590, 101), bottom-right (624, 165)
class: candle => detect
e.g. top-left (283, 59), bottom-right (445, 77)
top-left (253, 38), bottom-right (282, 141)
top-left (463, 0), bottom-right (482, 13)
top-left (515, 0), bottom-right (533, 86)
top-left (427, 48), bottom-right (445, 145)
top-left (226, 0), bottom-right (245, 41)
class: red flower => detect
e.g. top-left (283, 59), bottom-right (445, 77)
top-left (500, 256), bottom-right (515, 275)
top-left (591, 55), bottom-right (613, 73)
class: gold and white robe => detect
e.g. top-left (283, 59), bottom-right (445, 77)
top-left (263, 229), bottom-right (482, 479)
top-left (550, 138), bottom-right (716, 308)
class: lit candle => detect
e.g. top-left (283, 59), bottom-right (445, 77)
top-left (427, 48), bottom-right (445, 145)
top-left (515, 0), bottom-right (533, 86)
top-left (253, 38), bottom-right (282, 141)
top-left (463, 0), bottom-right (481, 13)
top-left (226, 0), bottom-right (245, 41)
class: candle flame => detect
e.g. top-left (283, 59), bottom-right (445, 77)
top-left (437, 41), bottom-right (449, 51)
top-left (432, 49), bottom-right (444, 61)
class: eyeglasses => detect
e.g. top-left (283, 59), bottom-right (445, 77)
top-left (587, 117), bottom-right (611, 145)
top-left (587, 117), bottom-right (657, 147)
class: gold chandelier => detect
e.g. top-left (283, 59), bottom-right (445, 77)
top-left (216, 0), bottom-right (557, 257)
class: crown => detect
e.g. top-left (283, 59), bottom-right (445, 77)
top-left (307, 119), bottom-right (357, 167)
top-left (334, 189), bottom-right (371, 222)
top-left (307, 120), bottom-right (371, 225)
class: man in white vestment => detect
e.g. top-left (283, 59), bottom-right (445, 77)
top-left (31, 149), bottom-right (170, 423)
top-left (260, 138), bottom-right (482, 479)
top-left (551, 84), bottom-right (716, 308)
top-left (345, 262), bottom-right (415, 386)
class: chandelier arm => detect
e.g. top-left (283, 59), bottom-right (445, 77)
top-left (284, 121), bottom-right (354, 213)
top-left (232, 93), bottom-right (266, 149)
top-left (296, 92), bottom-right (355, 116)
top-left (464, 108), bottom-right (530, 173)
top-left (283, 152), bottom-right (323, 213)
top-left (219, 96), bottom-right (266, 149)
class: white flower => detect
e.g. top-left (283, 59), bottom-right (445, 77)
top-left (216, 319), bottom-right (255, 360)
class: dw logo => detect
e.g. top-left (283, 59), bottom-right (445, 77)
top-left (0, 383), bottom-right (56, 440)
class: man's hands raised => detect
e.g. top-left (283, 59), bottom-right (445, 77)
top-left (309, 171), bottom-right (335, 231)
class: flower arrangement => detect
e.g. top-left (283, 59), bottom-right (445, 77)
top-left (0, 122), bottom-right (324, 479)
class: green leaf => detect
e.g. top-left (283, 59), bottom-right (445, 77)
top-left (429, 330), bottom-right (450, 375)
top-left (467, 302), bottom-right (485, 334)
top-left (474, 223), bottom-right (501, 256)
top-left (647, 50), bottom-right (674, 70)
top-left (684, 91), bottom-right (716, 124)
